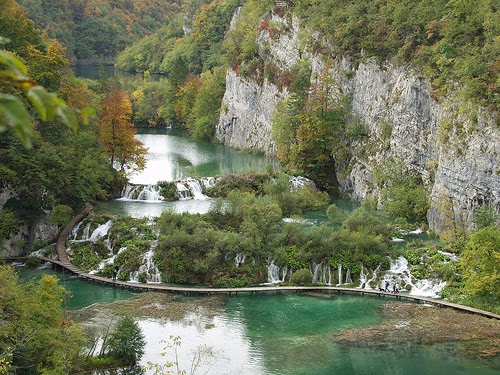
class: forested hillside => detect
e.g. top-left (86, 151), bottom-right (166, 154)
top-left (0, 0), bottom-right (498, 341)
top-left (0, 0), bottom-right (122, 250)
top-left (16, 0), bottom-right (183, 63)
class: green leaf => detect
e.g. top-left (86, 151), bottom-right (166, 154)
top-left (26, 86), bottom-right (58, 121)
top-left (0, 50), bottom-right (28, 77)
top-left (80, 106), bottom-right (96, 125)
top-left (0, 94), bottom-right (32, 148)
top-left (57, 106), bottom-right (78, 133)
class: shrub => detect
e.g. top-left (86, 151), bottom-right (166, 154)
top-left (107, 316), bottom-right (145, 365)
top-left (158, 181), bottom-right (178, 201)
top-left (291, 268), bottom-right (312, 285)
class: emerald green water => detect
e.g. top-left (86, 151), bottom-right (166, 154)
top-left (15, 268), bottom-right (498, 374)
top-left (17, 267), bottom-right (136, 310)
top-left (130, 128), bottom-right (279, 185)
top-left (96, 128), bottom-right (279, 217)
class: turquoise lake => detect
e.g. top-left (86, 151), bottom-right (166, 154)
top-left (18, 267), bottom-right (499, 375)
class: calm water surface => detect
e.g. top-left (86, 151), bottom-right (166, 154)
top-left (130, 128), bottom-right (279, 184)
top-left (18, 267), bottom-right (136, 310)
top-left (96, 128), bottom-right (278, 217)
top-left (17, 268), bottom-right (499, 374)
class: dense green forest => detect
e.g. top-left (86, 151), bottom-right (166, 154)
top-left (0, 1), bottom-right (499, 372)
top-left (0, 0), bottom-right (148, 248)
top-left (16, 0), bottom-right (183, 63)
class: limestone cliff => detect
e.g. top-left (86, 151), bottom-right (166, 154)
top-left (216, 13), bottom-right (499, 233)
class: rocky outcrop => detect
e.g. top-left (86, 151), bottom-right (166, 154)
top-left (0, 215), bottom-right (59, 257)
top-left (216, 70), bottom-right (282, 155)
top-left (216, 11), bottom-right (500, 233)
top-left (1, 190), bottom-right (59, 257)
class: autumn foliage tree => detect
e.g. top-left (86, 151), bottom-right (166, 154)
top-left (98, 84), bottom-right (147, 173)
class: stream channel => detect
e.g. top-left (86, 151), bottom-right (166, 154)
top-left (23, 128), bottom-right (498, 374)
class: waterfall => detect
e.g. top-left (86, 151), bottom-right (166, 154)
top-left (267, 260), bottom-right (281, 284)
top-left (289, 176), bottom-right (316, 191)
top-left (366, 264), bottom-right (381, 289)
top-left (337, 264), bottom-right (343, 285)
top-left (358, 264), bottom-right (381, 289)
top-left (381, 256), bottom-right (447, 298)
top-left (358, 265), bottom-right (367, 288)
top-left (70, 221), bottom-right (83, 240)
top-left (89, 246), bottom-right (126, 275)
top-left (234, 252), bottom-right (246, 267)
top-left (282, 266), bottom-right (290, 282)
top-left (129, 250), bottom-right (162, 283)
top-left (311, 262), bottom-right (332, 285)
top-left (185, 179), bottom-right (207, 200)
top-left (68, 221), bottom-right (91, 243)
top-left (176, 178), bottom-right (212, 200)
top-left (88, 220), bottom-right (113, 242)
top-left (121, 184), bottom-right (163, 201)
top-left (176, 181), bottom-right (191, 199)
top-left (81, 223), bottom-right (91, 241)
top-left (120, 177), bottom-right (216, 202)
top-left (345, 268), bottom-right (352, 284)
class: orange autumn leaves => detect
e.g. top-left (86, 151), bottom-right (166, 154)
top-left (98, 84), bottom-right (147, 172)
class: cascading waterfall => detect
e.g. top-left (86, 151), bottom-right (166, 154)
top-left (380, 256), bottom-right (447, 298)
top-left (289, 176), bottom-right (316, 190)
top-left (88, 220), bottom-right (113, 242)
top-left (70, 221), bottom-right (83, 240)
top-left (359, 265), bottom-right (367, 288)
top-left (70, 222), bottom-right (91, 242)
top-left (310, 262), bottom-right (332, 285)
top-left (345, 268), bottom-right (353, 284)
top-left (129, 249), bottom-right (162, 283)
top-left (90, 246), bottom-right (127, 275)
top-left (234, 252), bottom-right (246, 267)
top-left (266, 260), bottom-right (292, 284)
top-left (121, 177), bottom-right (217, 201)
top-left (121, 184), bottom-right (163, 201)
top-left (70, 221), bottom-right (110, 243)
top-left (366, 264), bottom-right (380, 289)
top-left (358, 264), bottom-right (380, 289)
top-left (338, 264), bottom-right (343, 285)
top-left (267, 260), bottom-right (281, 284)
top-left (120, 176), bottom-right (314, 202)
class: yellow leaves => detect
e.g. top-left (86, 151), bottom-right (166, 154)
top-left (132, 89), bottom-right (145, 103)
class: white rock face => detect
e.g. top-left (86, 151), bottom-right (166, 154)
top-left (217, 10), bottom-right (500, 233)
top-left (216, 70), bottom-right (283, 155)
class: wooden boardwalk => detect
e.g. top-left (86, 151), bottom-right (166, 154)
top-left (11, 203), bottom-right (500, 320)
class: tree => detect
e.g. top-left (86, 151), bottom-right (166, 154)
top-left (0, 265), bottom-right (87, 374)
top-left (0, 43), bottom-right (79, 148)
top-left (107, 316), bottom-right (146, 365)
top-left (474, 204), bottom-right (498, 230)
top-left (460, 226), bottom-right (500, 300)
top-left (98, 84), bottom-right (147, 172)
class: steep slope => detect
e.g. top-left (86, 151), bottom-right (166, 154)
top-left (216, 3), bottom-right (499, 234)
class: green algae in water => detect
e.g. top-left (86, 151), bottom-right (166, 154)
top-left (15, 269), bottom-right (498, 374)
top-left (223, 294), bottom-right (499, 375)
top-left (17, 267), bottom-right (136, 310)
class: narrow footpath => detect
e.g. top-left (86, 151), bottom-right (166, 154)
top-left (44, 203), bottom-right (500, 320)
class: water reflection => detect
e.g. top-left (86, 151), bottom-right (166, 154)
top-left (139, 315), bottom-right (266, 375)
top-left (129, 129), bottom-right (279, 185)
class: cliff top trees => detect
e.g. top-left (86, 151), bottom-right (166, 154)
top-left (98, 83), bottom-right (147, 173)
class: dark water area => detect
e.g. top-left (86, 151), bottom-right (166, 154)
top-left (72, 65), bottom-right (161, 81)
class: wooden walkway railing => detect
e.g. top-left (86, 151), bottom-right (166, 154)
top-left (10, 203), bottom-right (500, 320)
